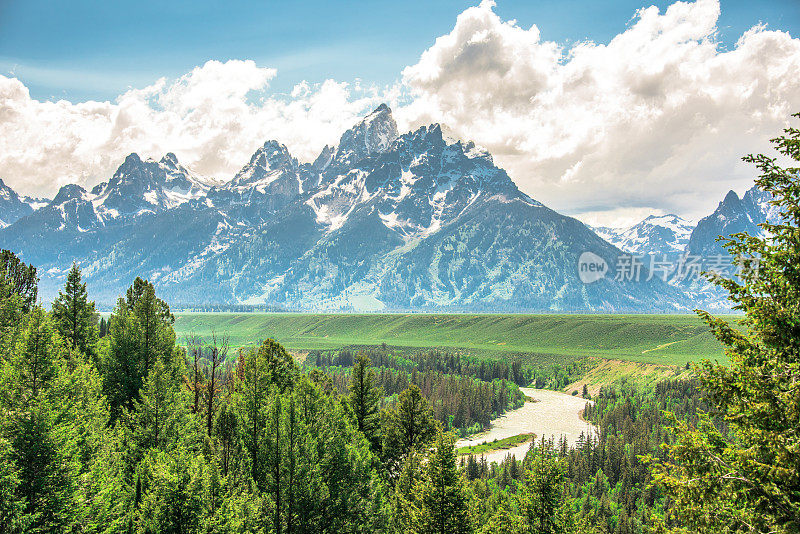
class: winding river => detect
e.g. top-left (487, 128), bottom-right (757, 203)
top-left (455, 388), bottom-right (596, 464)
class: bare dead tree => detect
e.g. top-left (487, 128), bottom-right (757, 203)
top-left (185, 333), bottom-right (205, 414)
top-left (204, 330), bottom-right (229, 436)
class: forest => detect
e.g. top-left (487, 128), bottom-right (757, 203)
top-left (1, 125), bottom-right (800, 533)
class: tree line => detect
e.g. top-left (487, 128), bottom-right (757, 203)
top-left (322, 364), bottom-right (524, 435)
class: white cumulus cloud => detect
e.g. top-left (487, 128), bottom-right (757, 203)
top-left (0, 0), bottom-right (799, 226)
top-left (0, 59), bottom-right (382, 197)
top-left (398, 0), bottom-right (800, 221)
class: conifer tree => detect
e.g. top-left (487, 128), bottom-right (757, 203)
top-left (420, 432), bottom-right (471, 534)
top-left (0, 250), bottom-right (38, 312)
top-left (519, 452), bottom-right (569, 534)
top-left (102, 278), bottom-right (177, 419)
top-left (0, 437), bottom-right (25, 533)
top-left (12, 307), bottom-right (62, 399)
top-left (236, 345), bottom-right (273, 488)
top-left (131, 359), bottom-right (189, 452)
top-left (654, 114), bottom-right (800, 531)
top-left (52, 263), bottom-right (98, 359)
top-left (349, 353), bottom-right (382, 450)
top-left (11, 403), bottom-right (72, 532)
top-left (382, 385), bottom-right (438, 476)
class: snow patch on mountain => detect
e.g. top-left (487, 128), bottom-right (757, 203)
top-left (594, 214), bottom-right (694, 255)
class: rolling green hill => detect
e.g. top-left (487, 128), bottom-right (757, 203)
top-left (173, 313), bottom-right (733, 366)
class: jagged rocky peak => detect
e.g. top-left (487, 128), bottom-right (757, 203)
top-left (334, 104), bottom-right (399, 166)
top-left (51, 183), bottom-right (88, 205)
top-left (251, 140), bottom-right (297, 171)
top-left (0, 178), bottom-right (38, 227)
top-left (719, 190), bottom-right (742, 210)
top-left (119, 152), bottom-right (144, 171)
top-left (228, 140), bottom-right (299, 190)
top-left (312, 145), bottom-right (335, 171)
top-left (160, 152), bottom-right (180, 167)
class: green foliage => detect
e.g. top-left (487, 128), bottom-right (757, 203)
top-left (5, 247), bottom-right (798, 533)
top-left (129, 359), bottom-right (191, 453)
top-left (0, 436), bottom-right (26, 533)
top-left (102, 278), bottom-right (177, 420)
top-left (420, 433), bottom-right (471, 534)
top-left (348, 353), bottom-right (382, 450)
top-left (519, 452), bottom-right (570, 534)
top-left (456, 433), bottom-right (533, 456)
top-left (10, 402), bottom-right (73, 533)
top-left (382, 385), bottom-right (438, 478)
top-left (654, 114), bottom-right (800, 533)
top-left (0, 250), bottom-right (38, 313)
top-left (8, 307), bottom-right (63, 400)
top-left (51, 263), bottom-right (98, 360)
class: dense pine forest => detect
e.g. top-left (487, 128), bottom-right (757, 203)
top-left (1, 125), bottom-right (800, 533)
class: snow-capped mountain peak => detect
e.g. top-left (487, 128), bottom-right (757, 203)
top-left (52, 184), bottom-right (91, 205)
top-left (228, 140), bottom-right (299, 191)
top-left (686, 185), bottom-right (778, 256)
top-left (0, 178), bottom-right (42, 227)
top-left (332, 104), bottom-right (399, 168)
top-left (1, 106), bottom-right (689, 313)
top-left (594, 213), bottom-right (694, 255)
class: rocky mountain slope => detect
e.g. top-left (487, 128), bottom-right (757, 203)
top-left (686, 186), bottom-right (779, 256)
top-left (0, 178), bottom-right (47, 228)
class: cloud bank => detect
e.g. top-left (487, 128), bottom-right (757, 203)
top-left (0, 60), bottom-right (383, 196)
top-left (1, 0), bottom-right (799, 223)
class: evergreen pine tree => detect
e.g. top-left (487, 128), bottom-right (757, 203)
top-left (0, 436), bottom-right (25, 533)
top-left (102, 278), bottom-right (177, 420)
top-left (519, 452), bottom-right (568, 534)
top-left (349, 353), bottom-right (382, 450)
top-left (131, 359), bottom-right (189, 452)
top-left (51, 263), bottom-right (98, 359)
top-left (12, 307), bottom-right (62, 398)
top-left (11, 403), bottom-right (72, 533)
top-left (382, 385), bottom-right (438, 477)
top-left (653, 114), bottom-right (800, 531)
top-left (420, 432), bottom-right (471, 534)
top-left (0, 250), bottom-right (38, 312)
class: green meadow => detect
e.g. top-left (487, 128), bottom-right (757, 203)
top-left (173, 313), bottom-right (733, 366)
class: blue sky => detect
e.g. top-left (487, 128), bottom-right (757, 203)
top-left (1, 0), bottom-right (798, 103)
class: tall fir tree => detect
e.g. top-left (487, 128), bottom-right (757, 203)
top-left (349, 353), bottom-right (382, 450)
top-left (654, 114), bottom-right (800, 532)
top-left (130, 359), bottom-right (190, 453)
top-left (382, 385), bottom-right (438, 477)
top-left (102, 278), bottom-right (177, 420)
top-left (0, 250), bottom-right (38, 313)
top-left (420, 432), bottom-right (471, 534)
top-left (51, 263), bottom-right (98, 360)
top-left (519, 452), bottom-right (569, 534)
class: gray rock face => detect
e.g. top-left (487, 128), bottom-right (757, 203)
top-left (0, 178), bottom-right (41, 228)
top-left (686, 186), bottom-right (777, 256)
top-left (1, 105), bottom-right (690, 311)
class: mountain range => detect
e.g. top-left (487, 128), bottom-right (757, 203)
top-left (0, 105), bottom-right (777, 312)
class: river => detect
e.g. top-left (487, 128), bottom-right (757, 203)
top-left (455, 388), bottom-right (596, 464)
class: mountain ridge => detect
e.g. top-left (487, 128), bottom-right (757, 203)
top-left (0, 105), bottom-right (706, 311)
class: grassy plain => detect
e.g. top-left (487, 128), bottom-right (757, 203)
top-left (456, 433), bottom-right (534, 456)
top-left (173, 313), bottom-right (732, 366)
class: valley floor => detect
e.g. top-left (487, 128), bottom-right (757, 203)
top-left (174, 312), bottom-right (731, 366)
